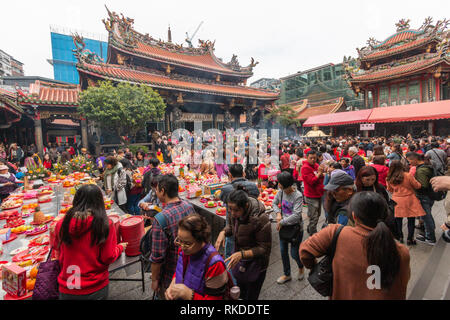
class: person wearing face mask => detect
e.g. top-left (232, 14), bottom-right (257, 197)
top-left (165, 214), bottom-right (231, 300)
top-left (323, 170), bottom-right (355, 226)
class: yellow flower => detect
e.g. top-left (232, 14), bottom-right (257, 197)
top-left (29, 171), bottom-right (33, 174)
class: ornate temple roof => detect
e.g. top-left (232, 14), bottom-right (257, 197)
top-left (0, 88), bottom-right (23, 117)
top-left (356, 18), bottom-right (449, 63)
top-left (17, 81), bottom-right (80, 107)
top-left (361, 37), bottom-right (439, 61)
top-left (275, 97), bottom-right (344, 121)
top-left (344, 18), bottom-right (450, 89)
top-left (350, 55), bottom-right (450, 83)
top-left (77, 62), bottom-right (279, 100)
top-left (295, 97), bottom-right (344, 120)
top-left (102, 7), bottom-right (257, 78)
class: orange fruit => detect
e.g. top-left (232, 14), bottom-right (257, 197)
top-left (30, 266), bottom-right (39, 279)
top-left (26, 279), bottom-right (36, 291)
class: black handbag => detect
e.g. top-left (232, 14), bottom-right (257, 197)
top-left (307, 225), bottom-right (344, 297)
top-left (232, 259), bottom-right (262, 284)
top-left (231, 219), bottom-right (262, 284)
top-left (278, 191), bottom-right (302, 243)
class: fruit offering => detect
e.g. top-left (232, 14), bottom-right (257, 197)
top-left (22, 203), bottom-right (39, 211)
top-left (28, 235), bottom-right (50, 247)
top-left (37, 195), bottom-right (52, 203)
top-left (59, 206), bottom-right (71, 214)
top-left (33, 207), bottom-right (45, 225)
top-left (11, 225), bottom-right (32, 234)
top-left (205, 201), bottom-right (217, 208)
top-left (23, 191), bottom-right (38, 200)
top-left (1, 199), bottom-right (23, 210)
top-left (25, 225), bottom-right (48, 237)
top-left (0, 210), bottom-right (19, 220)
top-left (63, 180), bottom-right (75, 188)
top-left (5, 217), bottom-right (25, 228)
top-left (216, 207), bottom-right (226, 216)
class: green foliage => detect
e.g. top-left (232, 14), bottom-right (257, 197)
top-left (265, 104), bottom-right (301, 127)
top-left (128, 144), bottom-right (149, 155)
top-left (78, 81), bottom-right (166, 139)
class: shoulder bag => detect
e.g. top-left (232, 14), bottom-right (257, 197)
top-left (308, 225), bottom-right (344, 297)
top-left (278, 191), bottom-right (302, 243)
top-left (32, 249), bottom-right (60, 300)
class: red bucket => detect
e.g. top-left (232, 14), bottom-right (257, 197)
top-left (108, 215), bottom-right (121, 244)
top-left (120, 216), bottom-right (145, 256)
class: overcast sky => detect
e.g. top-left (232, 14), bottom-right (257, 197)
top-left (2, 0), bottom-right (449, 83)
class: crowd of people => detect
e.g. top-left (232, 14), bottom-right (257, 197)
top-left (3, 131), bottom-right (450, 300)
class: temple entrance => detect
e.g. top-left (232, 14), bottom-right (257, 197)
top-left (184, 122), bottom-right (194, 132)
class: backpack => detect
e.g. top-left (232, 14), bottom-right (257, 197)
top-left (429, 165), bottom-right (447, 201)
top-left (118, 168), bottom-right (132, 194)
top-left (202, 251), bottom-right (237, 300)
top-left (139, 212), bottom-right (170, 272)
top-left (430, 149), bottom-right (447, 177)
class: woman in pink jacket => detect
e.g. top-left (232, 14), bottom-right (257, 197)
top-left (387, 160), bottom-right (425, 246)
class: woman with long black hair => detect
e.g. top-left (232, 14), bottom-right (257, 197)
top-left (300, 192), bottom-right (410, 299)
top-left (53, 184), bottom-right (127, 300)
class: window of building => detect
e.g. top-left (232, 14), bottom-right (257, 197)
top-left (408, 81), bottom-right (420, 104)
top-left (390, 85), bottom-right (398, 106)
top-left (324, 72), bottom-right (331, 81)
top-left (380, 86), bottom-right (389, 106)
top-left (399, 84), bottom-right (407, 105)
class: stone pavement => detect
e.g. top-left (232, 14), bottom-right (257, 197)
top-left (107, 200), bottom-right (446, 300)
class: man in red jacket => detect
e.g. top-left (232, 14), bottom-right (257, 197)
top-left (301, 150), bottom-right (325, 235)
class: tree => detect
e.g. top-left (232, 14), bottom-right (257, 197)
top-left (78, 81), bottom-right (166, 142)
top-left (265, 104), bottom-right (301, 129)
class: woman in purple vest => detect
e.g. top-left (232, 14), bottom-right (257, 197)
top-left (165, 214), bottom-right (230, 300)
top-left (0, 164), bottom-right (20, 203)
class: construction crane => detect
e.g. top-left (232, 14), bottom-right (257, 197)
top-left (185, 21), bottom-right (204, 48)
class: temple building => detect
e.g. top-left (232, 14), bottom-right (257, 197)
top-left (304, 18), bottom-right (450, 137)
top-left (275, 62), bottom-right (360, 135)
top-left (75, 8), bottom-right (279, 133)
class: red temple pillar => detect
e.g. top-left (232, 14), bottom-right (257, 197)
top-left (436, 77), bottom-right (441, 101)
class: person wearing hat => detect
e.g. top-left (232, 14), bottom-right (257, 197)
top-left (323, 170), bottom-right (355, 227)
top-left (0, 164), bottom-right (21, 203)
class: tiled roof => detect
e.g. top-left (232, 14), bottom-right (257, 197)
top-left (0, 88), bottom-right (23, 115)
top-left (296, 98), bottom-right (344, 120)
top-left (274, 99), bottom-right (308, 113)
top-left (77, 62), bottom-right (279, 100)
top-left (362, 37), bottom-right (434, 61)
top-left (18, 81), bottom-right (80, 106)
top-left (51, 119), bottom-right (79, 127)
top-left (123, 41), bottom-right (250, 76)
top-left (0, 88), bottom-right (17, 100)
top-left (351, 56), bottom-right (449, 83)
top-left (375, 30), bottom-right (423, 49)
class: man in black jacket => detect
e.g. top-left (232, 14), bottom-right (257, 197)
top-left (348, 146), bottom-right (365, 177)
